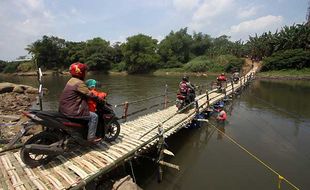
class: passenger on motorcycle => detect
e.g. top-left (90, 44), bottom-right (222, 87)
top-left (179, 76), bottom-right (195, 103)
top-left (59, 62), bottom-right (102, 144)
top-left (86, 79), bottom-right (107, 112)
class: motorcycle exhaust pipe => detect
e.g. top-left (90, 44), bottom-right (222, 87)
top-left (24, 143), bottom-right (64, 155)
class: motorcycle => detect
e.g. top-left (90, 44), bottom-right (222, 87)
top-left (232, 77), bottom-right (239, 84)
top-left (6, 101), bottom-right (120, 168)
top-left (216, 81), bottom-right (227, 93)
top-left (176, 91), bottom-right (196, 111)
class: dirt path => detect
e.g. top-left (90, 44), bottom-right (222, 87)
top-left (242, 58), bottom-right (261, 75)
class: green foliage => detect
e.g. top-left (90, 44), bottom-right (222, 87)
top-left (65, 41), bottom-right (86, 67)
top-left (3, 62), bottom-right (19, 73)
top-left (0, 60), bottom-right (7, 72)
top-left (183, 55), bottom-right (243, 72)
top-left (122, 34), bottom-right (160, 73)
top-left (207, 35), bottom-right (234, 57)
top-left (26, 35), bottom-right (67, 69)
top-left (84, 38), bottom-right (113, 71)
top-left (191, 32), bottom-right (212, 56)
top-left (184, 56), bottom-right (214, 72)
top-left (20, 23), bottom-right (309, 74)
top-left (111, 61), bottom-right (126, 72)
top-left (257, 68), bottom-right (310, 77)
top-left (158, 28), bottom-right (192, 64)
top-left (212, 55), bottom-right (244, 72)
top-left (17, 61), bottom-right (35, 72)
top-left (246, 24), bottom-right (310, 60)
top-left (262, 49), bottom-right (310, 71)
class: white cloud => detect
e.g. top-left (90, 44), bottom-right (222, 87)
top-left (0, 0), bottom-right (55, 60)
top-left (25, 0), bottom-right (42, 9)
top-left (189, 0), bottom-right (234, 30)
top-left (226, 15), bottom-right (283, 40)
top-left (172, 0), bottom-right (200, 11)
top-left (237, 6), bottom-right (260, 19)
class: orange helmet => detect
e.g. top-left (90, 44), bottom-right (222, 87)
top-left (69, 62), bottom-right (87, 80)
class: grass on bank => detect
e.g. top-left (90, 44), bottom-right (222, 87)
top-left (258, 68), bottom-right (310, 78)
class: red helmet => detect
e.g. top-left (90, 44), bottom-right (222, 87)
top-left (69, 62), bottom-right (87, 80)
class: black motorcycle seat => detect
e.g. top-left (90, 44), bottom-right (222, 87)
top-left (30, 110), bottom-right (89, 124)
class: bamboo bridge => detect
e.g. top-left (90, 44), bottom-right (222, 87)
top-left (0, 67), bottom-right (257, 190)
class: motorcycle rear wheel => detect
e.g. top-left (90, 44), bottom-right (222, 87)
top-left (21, 131), bottom-right (60, 168)
top-left (104, 120), bottom-right (120, 142)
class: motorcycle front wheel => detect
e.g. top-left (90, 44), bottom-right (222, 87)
top-left (104, 120), bottom-right (120, 142)
top-left (21, 131), bottom-right (60, 168)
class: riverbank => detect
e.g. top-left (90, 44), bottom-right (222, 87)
top-left (256, 68), bottom-right (310, 80)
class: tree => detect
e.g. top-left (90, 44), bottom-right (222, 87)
top-left (84, 37), bottom-right (113, 71)
top-left (158, 28), bottom-right (193, 67)
top-left (65, 41), bottom-right (86, 67)
top-left (207, 35), bottom-right (234, 57)
top-left (190, 32), bottom-right (212, 56)
top-left (26, 35), bottom-right (67, 69)
top-left (122, 34), bottom-right (159, 73)
top-left (0, 60), bottom-right (7, 72)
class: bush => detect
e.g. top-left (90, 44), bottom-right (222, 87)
top-left (0, 60), bottom-right (7, 72)
top-left (262, 49), bottom-right (310, 71)
top-left (111, 61), bottom-right (126, 72)
top-left (225, 57), bottom-right (244, 72)
top-left (17, 61), bottom-right (35, 72)
top-left (3, 62), bottom-right (19, 73)
top-left (183, 55), bottom-right (244, 72)
top-left (183, 56), bottom-right (216, 72)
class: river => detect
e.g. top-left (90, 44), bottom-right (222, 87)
top-left (0, 74), bottom-right (309, 190)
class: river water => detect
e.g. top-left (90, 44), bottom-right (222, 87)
top-left (1, 74), bottom-right (309, 190)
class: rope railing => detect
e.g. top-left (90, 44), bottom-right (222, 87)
top-left (114, 72), bottom-right (256, 121)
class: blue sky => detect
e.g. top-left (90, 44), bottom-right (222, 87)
top-left (0, 0), bottom-right (308, 61)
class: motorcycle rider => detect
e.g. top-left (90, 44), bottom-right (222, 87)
top-left (179, 76), bottom-right (196, 103)
top-left (216, 73), bottom-right (227, 89)
top-left (59, 62), bottom-right (102, 144)
top-left (232, 69), bottom-right (240, 82)
top-left (85, 79), bottom-right (107, 112)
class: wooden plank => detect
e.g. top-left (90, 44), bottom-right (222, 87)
top-left (48, 162), bottom-right (78, 188)
top-left (0, 155), bottom-right (13, 190)
top-left (75, 150), bottom-right (107, 168)
top-left (70, 152), bottom-right (99, 174)
top-left (6, 153), bottom-right (35, 190)
top-left (1, 154), bottom-right (25, 190)
top-left (88, 150), bottom-right (115, 163)
top-left (13, 152), bottom-right (49, 190)
top-left (57, 156), bottom-right (89, 179)
top-left (37, 168), bottom-right (65, 190)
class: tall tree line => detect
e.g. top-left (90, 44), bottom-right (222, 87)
top-left (1, 23), bottom-right (309, 73)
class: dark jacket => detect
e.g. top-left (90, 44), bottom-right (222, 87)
top-left (59, 77), bottom-right (90, 119)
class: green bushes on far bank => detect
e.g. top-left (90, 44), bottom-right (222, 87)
top-left (262, 49), bottom-right (310, 71)
top-left (183, 55), bottom-right (244, 73)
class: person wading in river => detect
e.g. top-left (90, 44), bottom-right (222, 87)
top-left (59, 62), bottom-right (102, 144)
top-left (216, 104), bottom-right (227, 139)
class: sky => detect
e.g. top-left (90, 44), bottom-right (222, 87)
top-left (0, 0), bottom-right (308, 61)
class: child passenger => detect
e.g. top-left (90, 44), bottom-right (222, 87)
top-left (85, 79), bottom-right (107, 112)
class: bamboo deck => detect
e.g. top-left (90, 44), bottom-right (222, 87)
top-left (0, 69), bottom-right (257, 190)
